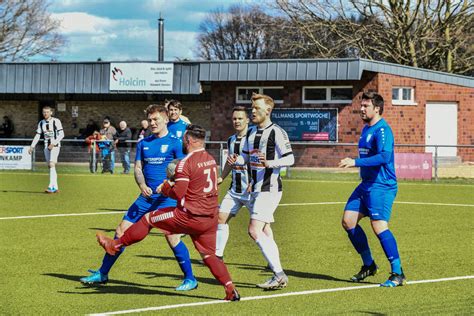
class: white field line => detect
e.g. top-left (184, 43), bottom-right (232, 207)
top-left (1, 171), bottom-right (472, 187)
top-left (89, 275), bottom-right (474, 315)
top-left (0, 211), bottom-right (124, 220)
top-left (1, 201), bottom-right (473, 221)
top-left (284, 179), bottom-right (474, 187)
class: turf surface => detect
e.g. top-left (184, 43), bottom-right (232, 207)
top-left (0, 170), bottom-right (472, 315)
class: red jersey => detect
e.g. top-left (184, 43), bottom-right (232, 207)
top-left (162, 148), bottom-right (219, 216)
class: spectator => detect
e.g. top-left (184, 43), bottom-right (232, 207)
top-left (136, 119), bottom-right (152, 141)
top-left (82, 119), bottom-right (100, 139)
top-left (1, 116), bottom-right (14, 138)
top-left (85, 130), bottom-right (101, 173)
top-left (100, 117), bottom-right (117, 174)
top-left (114, 121), bottom-right (132, 174)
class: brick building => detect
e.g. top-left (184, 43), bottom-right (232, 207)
top-left (0, 59), bottom-right (472, 166)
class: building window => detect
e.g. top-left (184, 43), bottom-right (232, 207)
top-left (392, 87), bottom-right (416, 105)
top-left (303, 86), bottom-right (353, 104)
top-left (236, 86), bottom-right (284, 104)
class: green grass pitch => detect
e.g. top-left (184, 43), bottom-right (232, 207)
top-left (0, 170), bottom-right (472, 315)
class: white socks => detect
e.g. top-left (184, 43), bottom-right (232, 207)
top-left (49, 167), bottom-right (58, 189)
top-left (256, 232), bottom-right (283, 274)
top-left (216, 223), bottom-right (229, 257)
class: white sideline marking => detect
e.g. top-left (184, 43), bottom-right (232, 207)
top-left (1, 172), bottom-right (472, 187)
top-left (0, 211), bottom-right (123, 220)
top-left (285, 179), bottom-right (474, 187)
top-left (279, 201), bottom-right (474, 208)
top-left (89, 275), bottom-right (474, 315)
top-left (1, 201), bottom-right (473, 221)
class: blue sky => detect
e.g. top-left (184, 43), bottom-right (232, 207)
top-left (42, 0), bottom-right (253, 62)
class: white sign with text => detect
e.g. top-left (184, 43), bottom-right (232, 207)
top-left (0, 146), bottom-right (32, 170)
top-left (110, 63), bottom-right (174, 91)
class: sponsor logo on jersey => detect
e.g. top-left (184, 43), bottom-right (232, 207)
top-left (144, 147), bottom-right (149, 150)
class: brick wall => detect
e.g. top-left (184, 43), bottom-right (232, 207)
top-left (378, 73), bottom-right (473, 161)
top-left (210, 72), bottom-right (473, 166)
top-left (0, 99), bottom-right (211, 139)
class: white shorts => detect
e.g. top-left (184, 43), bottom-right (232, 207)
top-left (44, 146), bottom-right (60, 163)
top-left (249, 191), bottom-right (282, 223)
top-left (219, 191), bottom-right (252, 216)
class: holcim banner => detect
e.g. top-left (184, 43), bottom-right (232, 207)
top-left (109, 63), bottom-right (174, 91)
top-left (0, 146), bottom-right (32, 170)
top-left (395, 153), bottom-right (432, 180)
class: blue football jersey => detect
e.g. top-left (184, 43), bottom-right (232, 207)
top-left (167, 119), bottom-right (189, 140)
top-left (135, 133), bottom-right (185, 191)
top-left (355, 118), bottom-right (397, 186)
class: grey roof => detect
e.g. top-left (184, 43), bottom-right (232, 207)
top-left (198, 58), bottom-right (474, 88)
top-left (199, 59), bottom-right (361, 81)
top-left (0, 59), bottom-right (472, 95)
top-left (0, 62), bottom-right (201, 94)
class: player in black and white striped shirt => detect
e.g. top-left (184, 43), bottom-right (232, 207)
top-left (231, 93), bottom-right (294, 290)
top-left (215, 106), bottom-right (252, 259)
top-left (28, 106), bottom-right (64, 193)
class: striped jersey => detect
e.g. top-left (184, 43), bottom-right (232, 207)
top-left (35, 118), bottom-right (64, 147)
top-left (227, 134), bottom-right (249, 195)
top-left (243, 123), bottom-right (293, 192)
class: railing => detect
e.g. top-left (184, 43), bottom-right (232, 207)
top-left (1, 138), bottom-right (473, 181)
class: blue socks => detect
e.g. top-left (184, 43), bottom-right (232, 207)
top-left (347, 225), bottom-right (373, 266)
top-left (99, 234), bottom-right (124, 275)
top-left (377, 229), bottom-right (402, 274)
top-left (172, 241), bottom-right (195, 280)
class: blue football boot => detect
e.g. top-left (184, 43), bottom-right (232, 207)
top-left (380, 270), bottom-right (406, 287)
top-left (80, 269), bottom-right (108, 285)
top-left (175, 278), bottom-right (198, 291)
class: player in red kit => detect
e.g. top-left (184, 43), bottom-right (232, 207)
top-left (96, 124), bottom-right (240, 301)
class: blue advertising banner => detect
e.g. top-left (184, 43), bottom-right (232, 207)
top-left (271, 108), bottom-right (338, 141)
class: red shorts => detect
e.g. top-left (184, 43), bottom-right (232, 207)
top-left (148, 207), bottom-right (218, 255)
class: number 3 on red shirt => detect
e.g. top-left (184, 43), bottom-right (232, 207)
top-left (203, 167), bottom-right (218, 193)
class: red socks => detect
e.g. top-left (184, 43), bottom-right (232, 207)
top-left (203, 255), bottom-right (233, 287)
top-left (118, 216), bottom-right (152, 246)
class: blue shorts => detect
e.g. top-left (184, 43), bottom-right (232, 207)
top-left (344, 182), bottom-right (397, 221)
top-left (123, 194), bottom-right (177, 223)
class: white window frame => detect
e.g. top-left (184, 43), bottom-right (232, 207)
top-left (236, 86), bottom-right (284, 104)
top-left (392, 87), bottom-right (417, 105)
top-left (302, 86), bottom-right (353, 104)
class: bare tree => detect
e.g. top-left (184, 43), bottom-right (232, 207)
top-left (274, 0), bottom-right (473, 75)
top-left (196, 4), bottom-right (285, 60)
top-left (0, 0), bottom-right (65, 61)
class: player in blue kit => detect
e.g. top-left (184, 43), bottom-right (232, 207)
top-left (339, 92), bottom-right (406, 287)
top-left (166, 100), bottom-right (189, 139)
top-left (81, 104), bottom-right (197, 291)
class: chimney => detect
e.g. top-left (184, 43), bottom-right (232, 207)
top-left (158, 14), bottom-right (164, 61)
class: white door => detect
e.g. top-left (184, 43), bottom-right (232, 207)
top-left (425, 103), bottom-right (457, 157)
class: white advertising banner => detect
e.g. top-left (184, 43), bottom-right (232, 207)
top-left (110, 63), bottom-right (174, 91)
top-left (0, 146), bottom-right (32, 170)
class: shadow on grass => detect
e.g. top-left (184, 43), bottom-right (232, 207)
top-left (225, 261), bottom-right (377, 285)
top-left (88, 228), bottom-right (164, 237)
top-left (43, 273), bottom-right (217, 299)
top-left (96, 208), bottom-right (126, 212)
top-left (135, 254), bottom-right (203, 265)
top-left (1, 190), bottom-right (47, 194)
top-left (136, 255), bottom-right (367, 285)
top-left (135, 256), bottom-right (257, 289)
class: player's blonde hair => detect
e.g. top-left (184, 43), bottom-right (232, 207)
top-left (145, 104), bottom-right (167, 116)
top-left (251, 93), bottom-right (274, 110)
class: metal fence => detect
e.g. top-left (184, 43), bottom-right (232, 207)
top-left (1, 138), bottom-right (473, 181)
